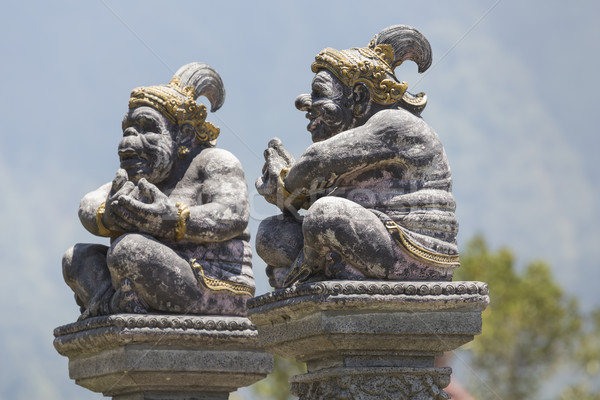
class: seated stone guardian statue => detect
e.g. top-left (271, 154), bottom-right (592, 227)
top-left (63, 63), bottom-right (254, 319)
top-left (256, 25), bottom-right (460, 288)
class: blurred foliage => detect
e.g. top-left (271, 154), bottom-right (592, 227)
top-left (250, 356), bottom-right (306, 400)
top-left (455, 235), bottom-right (599, 400)
top-left (557, 308), bottom-right (600, 399)
top-left (558, 385), bottom-right (600, 400)
top-left (575, 309), bottom-right (600, 375)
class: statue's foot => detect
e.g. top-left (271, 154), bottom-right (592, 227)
top-left (78, 282), bottom-right (115, 321)
top-left (266, 265), bottom-right (292, 289)
top-left (283, 253), bottom-right (315, 288)
top-left (111, 278), bottom-right (148, 314)
top-left (283, 254), bottom-right (325, 287)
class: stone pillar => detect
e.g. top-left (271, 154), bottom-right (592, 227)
top-left (54, 314), bottom-right (273, 400)
top-left (248, 280), bottom-right (488, 399)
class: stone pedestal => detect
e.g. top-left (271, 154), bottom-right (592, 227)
top-left (54, 314), bottom-right (273, 399)
top-left (248, 281), bottom-right (489, 400)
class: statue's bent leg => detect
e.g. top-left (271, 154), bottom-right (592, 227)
top-left (302, 197), bottom-right (398, 279)
top-left (256, 214), bottom-right (303, 267)
top-left (107, 233), bottom-right (247, 316)
top-left (62, 243), bottom-right (113, 319)
top-left (256, 214), bottom-right (303, 288)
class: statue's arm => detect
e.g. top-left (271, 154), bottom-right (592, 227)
top-left (285, 111), bottom-right (412, 194)
top-left (183, 149), bottom-right (250, 243)
top-left (78, 183), bottom-right (112, 235)
top-left (106, 150), bottom-right (249, 243)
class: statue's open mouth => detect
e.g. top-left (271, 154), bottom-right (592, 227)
top-left (118, 150), bottom-right (147, 167)
top-left (307, 116), bottom-right (323, 133)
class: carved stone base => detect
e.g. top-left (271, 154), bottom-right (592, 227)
top-left (291, 367), bottom-right (451, 400)
top-left (54, 314), bottom-right (273, 399)
top-left (248, 280), bottom-right (488, 400)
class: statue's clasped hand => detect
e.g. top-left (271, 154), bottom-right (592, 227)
top-left (97, 169), bottom-right (136, 236)
top-left (277, 168), bottom-right (309, 212)
top-left (256, 138), bottom-right (310, 214)
top-left (110, 178), bottom-right (185, 241)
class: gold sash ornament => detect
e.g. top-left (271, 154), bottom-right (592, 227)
top-left (384, 220), bottom-right (460, 267)
top-left (190, 259), bottom-right (254, 296)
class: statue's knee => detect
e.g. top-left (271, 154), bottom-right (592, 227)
top-left (63, 243), bottom-right (108, 283)
top-left (108, 233), bottom-right (147, 259)
top-left (107, 233), bottom-right (155, 279)
top-left (256, 216), bottom-right (279, 245)
top-left (62, 245), bottom-right (77, 283)
top-left (256, 215), bottom-right (303, 267)
top-left (304, 197), bottom-right (353, 234)
top-left (107, 234), bottom-right (135, 268)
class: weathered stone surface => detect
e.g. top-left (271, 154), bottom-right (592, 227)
top-left (290, 367), bottom-right (452, 400)
top-left (62, 62), bottom-right (254, 320)
top-left (248, 280), bottom-right (488, 399)
top-left (255, 25), bottom-right (461, 289)
top-left (54, 314), bottom-right (273, 399)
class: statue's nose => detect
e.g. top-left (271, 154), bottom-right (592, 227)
top-left (295, 94), bottom-right (312, 111)
top-left (122, 127), bottom-right (139, 137)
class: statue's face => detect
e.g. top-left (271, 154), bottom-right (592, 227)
top-left (118, 107), bottom-right (175, 184)
top-left (295, 70), bottom-right (354, 142)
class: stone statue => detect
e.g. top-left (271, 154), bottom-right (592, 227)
top-left (256, 25), bottom-right (460, 289)
top-left (63, 63), bottom-right (254, 319)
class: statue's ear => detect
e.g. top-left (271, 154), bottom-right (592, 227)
top-left (180, 124), bottom-right (194, 137)
top-left (177, 124), bottom-right (196, 145)
top-left (352, 83), bottom-right (370, 117)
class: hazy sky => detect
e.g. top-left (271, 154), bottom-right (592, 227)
top-left (1, 1), bottom-right (598, 399)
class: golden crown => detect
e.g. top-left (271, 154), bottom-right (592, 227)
top-left (311, 44), bottom-right (408, 105)
top-left (129, 76), bottom-right (219, 143)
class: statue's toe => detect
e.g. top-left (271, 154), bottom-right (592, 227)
top-left (77, 283), bottom-right (114, 320)
top-left (111, 278), bottom-right (148, 314)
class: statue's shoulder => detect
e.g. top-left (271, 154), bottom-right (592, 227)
top-left (366, 108), bottom-right (437, 141)
top-left (190, 147), bottom-right (244, 174)
top-left (367, 108), bottom-right (427, 129)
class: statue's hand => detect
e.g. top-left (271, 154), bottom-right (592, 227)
top-left (256, 138), bottom-right (295, 205)
top-left (111, 178), bottom-right (179, 238)
top-left (102, 169), bottom-right (137, 233)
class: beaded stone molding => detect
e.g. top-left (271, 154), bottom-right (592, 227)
top-left (55, 313), bottom-right (256, 335)
top-left (54, 314), bottom-right (258, 357)
top-left (248, 280), bottom-right (489, 309)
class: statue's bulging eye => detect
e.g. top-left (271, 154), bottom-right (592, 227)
top-left (135, 117), bottom-right (158, 133)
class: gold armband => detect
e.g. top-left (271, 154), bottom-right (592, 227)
top-left (278, 168), bottom-right (293, 198)
top-left (96, 201), bottom-right (117, 237)
top-left (174, 202), bottom-right (191, 241)
top-left (278, 168), bottom-right (309, 201)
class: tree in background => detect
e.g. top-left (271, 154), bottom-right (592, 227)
top-left (251, 356), bottom-right (305, 400)
top-left (558, 308), bottom-right (600, 400)
top-left (454, 236), bottom-right (581, 400)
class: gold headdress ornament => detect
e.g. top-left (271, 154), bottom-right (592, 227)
top-left (311, 25), bottom-right (433, 114)
top-left (312, 45), bottom-right (407, 105)
top-left (128, 62), bottom-right (225, 143)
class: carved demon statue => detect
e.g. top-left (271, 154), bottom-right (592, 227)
top-left (63, 63), bottom-right (254, 319)
top-left (256, 25), bottom-right (460, 288)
